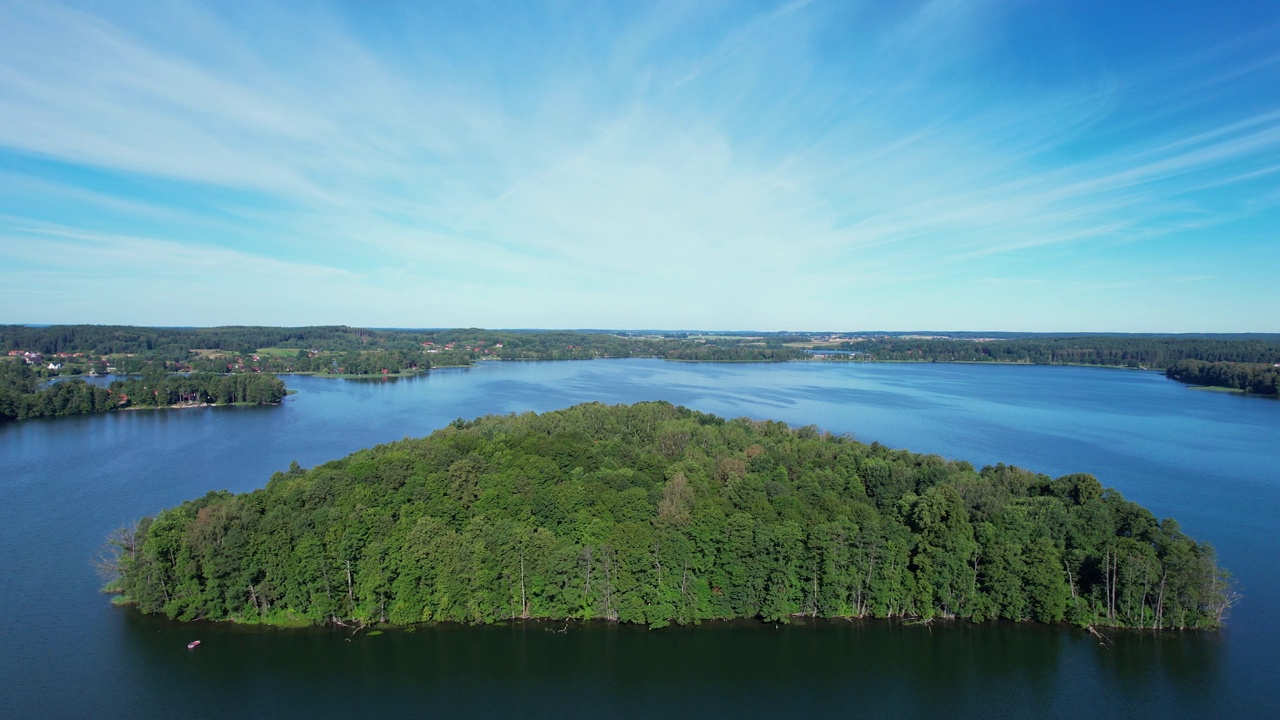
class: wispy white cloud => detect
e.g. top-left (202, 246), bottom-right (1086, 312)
top-left (0, 0), bottom-right (1277, 329)
top-left (0, 222), bottom-right (349, 278)
top-left (669, 0), bottom-right (813, 90)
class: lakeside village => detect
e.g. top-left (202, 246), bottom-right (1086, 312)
top-left (5, 327), bottom-right (1280, 394)
top-left (7, 349), bottom-right (95, 373)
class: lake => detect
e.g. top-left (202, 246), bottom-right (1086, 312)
top-left (2, 359), bottom-right (1276, 718)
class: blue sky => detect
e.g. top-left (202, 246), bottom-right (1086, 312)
top-left (1, 0), bottom-right (1278, 331)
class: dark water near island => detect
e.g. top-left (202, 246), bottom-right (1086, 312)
top-left (2, 360), bottom-right (1277, 718)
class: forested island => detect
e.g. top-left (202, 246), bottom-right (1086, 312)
top-left (104, 402), bottom-right (1232, 631)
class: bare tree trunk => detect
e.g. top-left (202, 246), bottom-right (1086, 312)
top-left (862, 548), bottom-right (878, 617)
top-left (1109, 551), bottom-right (1116, 623)
top-left (971, 557), bottom-right (980, 600)
top-left (520, 552), bottom-right (529, 619)
top-left (1114, 552), bottom-right (1121, 624)
top-left (345, 559), bottom-right (355, 614)
top-left (1104, 548), bottom-right (1113, 623)
top-left (810, 572), bottom-right (820, 617)
top-left (1154, 567), bottom-right (1167, 630)
top-left (680, 561), bottom-right (691, 621)
top-left (601, 548), bottom-right (617, 621)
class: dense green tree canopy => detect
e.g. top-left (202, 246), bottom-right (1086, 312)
top-left (0, 362), bottom-right (116, 420)
top-left (1166, 360), bottom-right (1280, 395)
top-left (0, 363), bottom-right (285, 421)
top-left (835, 336), bottom-right (1280, 368)
top-left (107, 402), bottom-right (1232, 631)
top-left (8, 325), bottom-right (1276, 421)
top-left (109, 372), bottom-right (287, 408)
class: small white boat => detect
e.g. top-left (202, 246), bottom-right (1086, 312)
top-left (187, 640), bottom-right (201, 650)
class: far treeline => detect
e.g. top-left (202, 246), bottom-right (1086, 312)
top-left (0, 325), bottom-right (802, 422)
top-left (0, 363), bottom-right (285, 421)
top-left (5, 326), bottom-right (1279, 421)
top-left (105, 402), bottom-right (1233, 631)
top-left (0, 324), bottom-right (808, 376)
top-left (834, 335), bottom-right (1280, 369)
top-left (1165, 360), bottom-right (1280, 396)
top-left (5, 326), bottom-right (1278, 377)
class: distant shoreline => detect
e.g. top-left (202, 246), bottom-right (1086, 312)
top-left (118, 400), bottom-right (281, 412)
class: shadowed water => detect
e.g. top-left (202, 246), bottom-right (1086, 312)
top-left (2, 360), bottom-right (1276, 718)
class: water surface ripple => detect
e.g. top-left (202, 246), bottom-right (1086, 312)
top-left (2, 360), bottom-right (1276, 718)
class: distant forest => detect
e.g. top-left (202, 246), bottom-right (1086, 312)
top-left (834, 336), bottom-right (1280, 369)
top-left (4, 325), bottom-right (1278, 421)
top-left (105, 402), bottom-right (1233, 631)
top-left (1165, 360), bottom-right (1280, 396)
top-left (0, 325), bottom-right (804, 421)
top-left (0, 324), bottom-right (807, 374)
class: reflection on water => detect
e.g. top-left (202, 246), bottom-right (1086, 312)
top-left (115, 612), bottom-right (1225, 720)
top-left (1, 359), bottom-right (1274, 718)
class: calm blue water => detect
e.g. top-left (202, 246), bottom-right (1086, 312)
top-left (1, 360), bottom-right (1276, 718)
